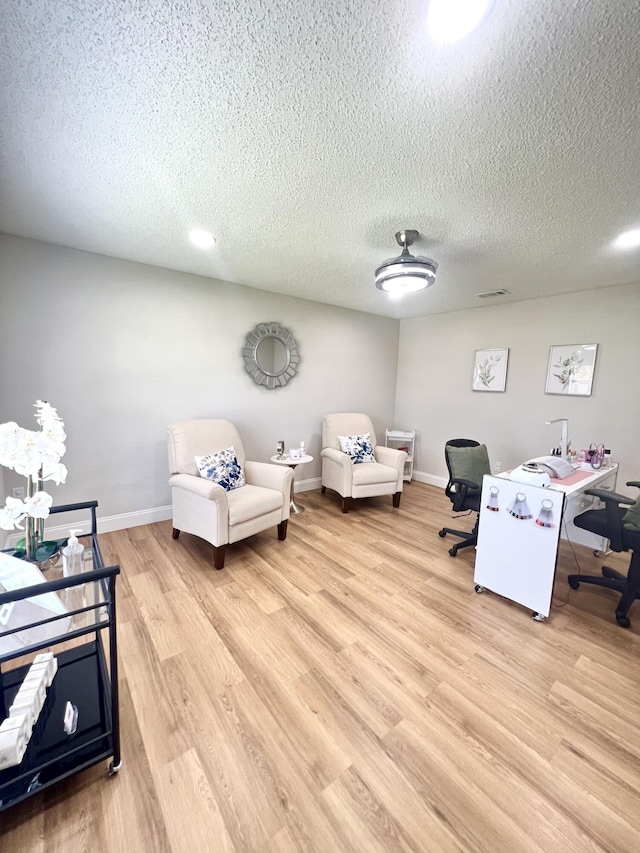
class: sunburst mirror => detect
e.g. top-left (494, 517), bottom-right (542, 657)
top-left (242, 322), bottom-right (300, 389)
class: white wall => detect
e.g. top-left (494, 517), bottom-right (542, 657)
top-left (395, 282), bottom-right (640, 492)
top-left (3, 232), bottom-right (637, 534)
top-left (0, 234), bottom-right (401, 523)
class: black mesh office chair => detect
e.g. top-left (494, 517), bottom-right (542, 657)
top-left (568, 481), bottom-right (640, 628)
top-left (439, 439), bottom-right (489, 557)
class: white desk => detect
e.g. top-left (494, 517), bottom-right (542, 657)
top-left (494, 464), bottom-right (618, 551)
top-left (474, 463), bottom-right (618, 620)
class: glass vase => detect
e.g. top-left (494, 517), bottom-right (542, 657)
top-left (24, 475), bottom-right (39, 560)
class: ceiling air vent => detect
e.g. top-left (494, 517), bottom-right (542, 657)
top-left (475, 289), bottom-right (510, 298)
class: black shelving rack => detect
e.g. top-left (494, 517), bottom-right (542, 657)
top-left (0, 501), bottom-right (121, 811)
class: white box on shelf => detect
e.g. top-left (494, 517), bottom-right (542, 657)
top-left (0, 714), bottom-right (30, 770)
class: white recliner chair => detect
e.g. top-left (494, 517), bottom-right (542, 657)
top-left (167, 419), bottom-right (294, 569)
top-left (321, 413), bottom-right (408, 513)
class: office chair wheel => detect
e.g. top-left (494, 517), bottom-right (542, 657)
top-left (474, 584), bottom-right (484, 593)
top-left (439, 529), bottom-right (446, 538)
top-left (615, 614), bottom-right (631, 628)
top-left (449, 547), bottom-right (458, 557)
top-left (568, 577), bottom-right (580, 590)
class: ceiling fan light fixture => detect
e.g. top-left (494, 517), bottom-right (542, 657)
top-left (375, 230), bottom-right (437, 295)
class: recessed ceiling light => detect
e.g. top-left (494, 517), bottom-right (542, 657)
top-left (189, 228), bottom-right (216, 250)
top-left (613, 228), bottom-right (640, 250)
top-left (427, 0), bottom-right (492, 43)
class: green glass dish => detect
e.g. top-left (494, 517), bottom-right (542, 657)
top-left (12, 537), bottom-right (67, 564)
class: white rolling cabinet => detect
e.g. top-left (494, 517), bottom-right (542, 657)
top-left (473, 464), bottom-right (620, 622)
top-left (385, 429), bottom-right (415, 482)
top-left (475, 475), bottom-right (565, 619)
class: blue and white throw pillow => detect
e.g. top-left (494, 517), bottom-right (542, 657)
top-left (195, 446), bottom-right (246, 491)
top-left (337, 432), bottom-right (375, 464)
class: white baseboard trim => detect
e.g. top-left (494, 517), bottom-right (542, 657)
top-left (5, 474), bottom-right (443, 547)
top-left (295, 476), bottom-right (321, 493)
top-left (3, 483), bottom-right (326, 546)
top-left (5, 505), bottom-right (174, 547)
top-left (411, 470), bottom-right (447, 489)
top-left (98, 505), bottom-right (174, 533)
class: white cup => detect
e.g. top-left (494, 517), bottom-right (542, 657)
top-left (289, 448), bottom-right (301, 460)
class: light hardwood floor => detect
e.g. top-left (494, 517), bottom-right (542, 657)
top-left (2, 482), bottom-right (639, 852)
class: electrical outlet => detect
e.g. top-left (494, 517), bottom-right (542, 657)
top-left (12, 486), bottom-right (26, 500)
top-left (493, 461), bottom-right (501, 473)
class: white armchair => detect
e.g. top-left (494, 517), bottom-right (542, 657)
top-left (167, 419), bottom-right (294, 569)
top-left (321, 413), bottom-right (408, 513)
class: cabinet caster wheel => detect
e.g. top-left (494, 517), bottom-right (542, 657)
top-left (438, 530), bottom-right (446, 538)
top-left (568, 577), bottom-right (580, 590)
top-left (108, 760), bottom-right (122, 776)
top-left (474, 584), bottom-right (484, 593)
top-left (616, 614), bottom-right (631, 628)
top-left (448, 548), bottom-right (458, 557)
top-left (532, 612), bottom-right (545, 622)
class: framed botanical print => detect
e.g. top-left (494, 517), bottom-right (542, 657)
top-left (545, 343), bottom-right (598, 396)
top-left (472, 348), bottom-right (509, 392)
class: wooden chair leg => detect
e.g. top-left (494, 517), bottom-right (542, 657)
top-left (213, 546), bottom-right (226, 570)
top-left (278, 520), bottom-right (288, 541)
top-left (393, 492), bottom-right (401, 508)
top-left (172, 528), bottom-right (180, 539)
top-left (342, 497), bottom-right (350, 513)
top-left (321, 485), bottom-right (326, 494)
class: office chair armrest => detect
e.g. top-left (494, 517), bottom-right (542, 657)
top-left (450, 477), bottom-right (481, 512)
top-left (626, 481), bottom-right (640, 489)
top-left (451, 477), bottom-right (481, 492)
top-left (584, 487), bottom-right (634, 552)
top-left (584, 488), bottom-right (634, 505)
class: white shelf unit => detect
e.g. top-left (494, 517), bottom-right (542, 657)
top-left (385, 429), bottom-right (415, 482)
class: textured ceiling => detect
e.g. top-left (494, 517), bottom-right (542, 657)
top-left (1, 0), bottom-right (640, 319)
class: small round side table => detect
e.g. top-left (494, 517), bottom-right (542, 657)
top-left (270, 454), bottom-right (314, 514)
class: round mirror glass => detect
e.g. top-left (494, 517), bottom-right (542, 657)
top-left (255, 336), bottom-right (290, 376)
top-left (242, 322), bottom-right (300, 389)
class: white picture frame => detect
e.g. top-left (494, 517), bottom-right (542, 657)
top-left (545, 343), bottom-right (598, 396)
top-left (472, 348), bottom-right (509, 392)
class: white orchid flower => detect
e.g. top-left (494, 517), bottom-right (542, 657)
top-left (1, 402), bottom-right (67, 526)
top-left (32, 431), bottom-right (65, 464)
top-left (40, 460), bottom-right (68, 485)
top-left (0, 496), bottom-right (27, 530)
top-left (42, 423), bottom-right (67, 447)
top-left (11, 433), bottom-right (45, 477)
top-left (34, 400), bottom-right (64, 427)
top-left (35, 403), bottom-right (67, 446)
top-left (14, 456), bottom-right (43, 478)
top-left (24, 491), bottom-right (53, 519)
top-left (0, 422), bottom-right (25, 469)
